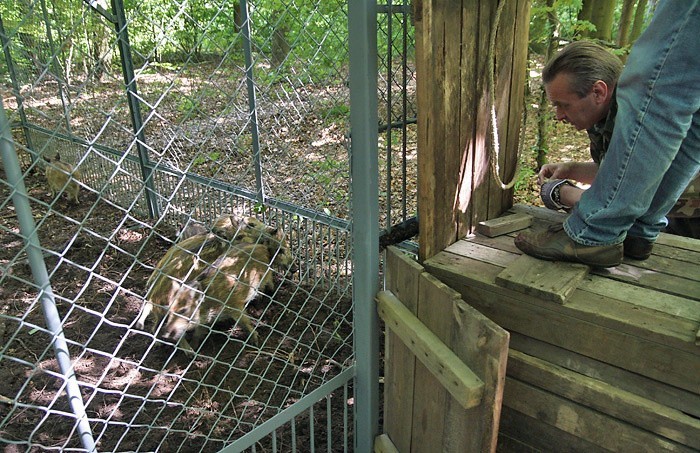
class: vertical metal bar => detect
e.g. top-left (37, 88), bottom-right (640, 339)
top-left (348, 1), bottom-right (379, 451)
top-left (39, 0), bottom-right (72, 134)
top-left (0, 99), bottom-right (96, 452)
top-left (385, 0), bottom-right (393, 229)
top-left (239, 0), bottom-right (265, 202)
top-left (326, 396), bottom-right (332, 453)
top-left (309, 405), bottom-right (315, 453)
top-left (111, 0), bottom-right (160, 218)
top-left (402, 0), bottom-right (409, 220)
top-left (0, 15), bottom-right (35, 159)
top-left (343, 381), bottom-right (349, 453)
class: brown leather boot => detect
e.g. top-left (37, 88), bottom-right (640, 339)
top-left (623, 236), bottom-right (654, 260)
top-left (514, 224), bottom-right (623, 268)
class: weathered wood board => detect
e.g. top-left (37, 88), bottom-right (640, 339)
top-left (496, 254), bottom-right (590, 304)
top-left (509, 331), bottom-right (700, 418)
top-left (383, 246), bottom-right (423, 453)
top-left (377, 291), bottom-right (485, 409)
top-left (415, 0), bottom-right (531, 260)
top-left (506, 350), bottom-right (700, 449)
top-left (426, 243), bottom-right (700, 393)
top-left (381, 246), bottom-right (509, 453)
top-left (373, 434), bottom-right (399, 453)
top-left (477, 213), bottom-right (532, 237)
top-left (503, 377), bottom-right (697, 452)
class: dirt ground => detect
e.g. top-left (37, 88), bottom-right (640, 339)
top-left (0, 170), bottom-right (355, 451)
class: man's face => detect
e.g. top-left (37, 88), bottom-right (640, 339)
top-left (545, 73), bottom-right (608, 131)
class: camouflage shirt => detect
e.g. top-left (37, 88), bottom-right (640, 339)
top-left (586, 92), bottom-right (699, 219)
top-left (586, 91), bottom-right (617, 165)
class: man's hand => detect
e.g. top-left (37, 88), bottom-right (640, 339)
top-left (538, 162), bottom-right (574, 185)
top-left (538, 161), bottom-right (599, 185)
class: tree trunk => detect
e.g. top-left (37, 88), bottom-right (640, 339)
top-left (629, 0), bottom-right (649, 43)
top-left (271, 14), bottom-right (290, 68)
top-left (536, 0), bottom-right (557, 170)
top-left (578, 0), bottom-right (595, 22)
top-left (617, 0), bottom-right (637, 48)
top-left (577, 0), bottom-right (595, 37)
top-left (590, 0), bottom-right (616, 42)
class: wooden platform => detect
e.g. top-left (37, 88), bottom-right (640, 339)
top-left (423, 205), bottom-right (700, 452)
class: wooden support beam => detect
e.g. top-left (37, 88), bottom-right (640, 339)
top-left (376, 290), bottom-right (485, 409)
top-left (507, 350), bottom-right (700, 449)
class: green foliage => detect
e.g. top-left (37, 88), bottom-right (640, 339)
top-left (319, 103), bottom-right (349, 123)
top-left (253, 202), bottom-right (266, 214)
top-left (192, 151), bottom-right (221, 167)
top-left (529, 0), bottom-right (586, 52)
top-left (514, 165), bottom-right (536, 193)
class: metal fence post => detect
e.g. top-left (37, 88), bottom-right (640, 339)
top-left (239, 0), bottom-right (265, 204)
top-left (0, 99), bottom-right (96, 452)
top-left (349, 1), bottom-right (380, 451)
top-left (0, 15), bottom-right (35, 158)
top-left (111, 0), bottom-right (160, 219)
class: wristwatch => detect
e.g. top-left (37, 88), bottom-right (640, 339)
top-left (541, 179), bottom-right (575, 211)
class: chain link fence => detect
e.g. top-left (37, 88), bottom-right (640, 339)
top-left (1, 0), bottom-right (414, 451)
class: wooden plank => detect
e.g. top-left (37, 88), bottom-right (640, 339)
top-left (507, 350), bottom-right (700, 448)
top-left (472, 0), bottom-right (497, 228)
top-left (488, 0), bottom-right (513, 221)
top-left (510, 203), bottom-right (567, 223)
top-left (456, 0), bottom-right (480, 239)
top-left (458, 235), bottom-right (700, 325)
top-left (500, 0), bottom-right (532, 212)
top-left (411, 272), bottom-right (454, 452)
top-left (508, 204), bottom-right (700, 293)
top-left (503, 378), bottom-right (698, 452)
top-left (476, 213), bottom-right (532, 237)
top-left (424, 253), bottom-right (700, 393)
top-left (383, 246), bottom-right (423, 453)
top-left (376, 290), bottom-right (485, 410)
top-left (442, 0), bottom-right (465, 244)
top-left (656, 231), bottom-right (700, 252)
top-left (417, 268), bottom-right (509, 453)
top-left (416, 0), bottom-right (454, 261)
top-left (438, 241), bottom-right (700, 351)
top-left (509, 332), bottom-right (700, 418)
top-left (496, 255), bottom-right (590, 304)
top-left (445, 294), bottom-right (509, 452)
top-left (498, 406), bottom-right (608, 453)
top-left (373, 434), bottom-right (399, 453)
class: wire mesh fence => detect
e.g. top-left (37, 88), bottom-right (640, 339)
top-left (1, 0), bottom-right (414, 450)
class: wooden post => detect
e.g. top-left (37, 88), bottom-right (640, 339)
top-left (415, 0), bottom-right (531, 260)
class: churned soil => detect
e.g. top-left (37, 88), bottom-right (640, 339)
top-left (0, 169), bottom-right (354, 451)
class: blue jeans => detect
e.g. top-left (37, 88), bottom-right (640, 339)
top-left (564, 0), bottom-right (700, 246)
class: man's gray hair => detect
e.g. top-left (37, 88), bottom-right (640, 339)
top-left (543, 40), bottom-right (623, 98)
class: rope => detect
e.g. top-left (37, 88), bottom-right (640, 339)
top-left (487, 0), bottom-right (524, 190)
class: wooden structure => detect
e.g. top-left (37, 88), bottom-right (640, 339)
top-left (424, 205), bottom-right (700, 451)
top-left (378, 206), bottom-right (699, 452)
top-left (416, 0), bottom-right (530, 260)
top-left (377, 0), bottom-right (700, 451)
top-left (377, 247), bottom-right (509, 452)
